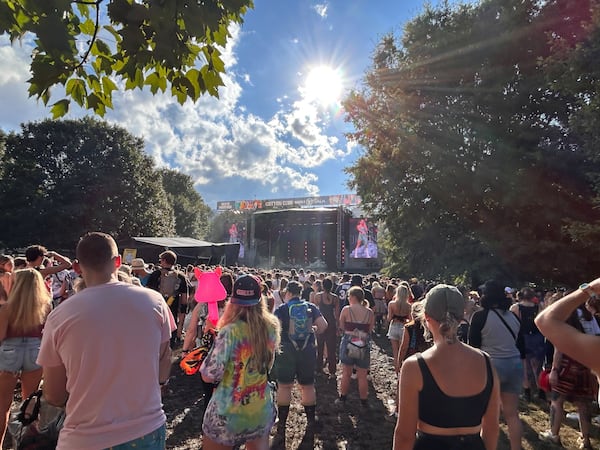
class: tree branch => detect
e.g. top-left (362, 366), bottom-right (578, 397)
top-left (72, 0), bottom-right (103, 71)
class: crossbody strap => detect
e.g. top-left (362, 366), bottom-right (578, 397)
top-left (491, 308), bottom-right (517, 341)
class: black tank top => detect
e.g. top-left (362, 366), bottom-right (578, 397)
top-left (417, 352), bottom-right (493, 428)
top-left (318, 293), bottom-right (336, 324)
top-left (518, 304), bottom-right (540, 335)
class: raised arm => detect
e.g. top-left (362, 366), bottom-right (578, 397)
top-left (535, 280), bottom-right (600, 375)
top-left (39, 251), bottom-right (72, 277)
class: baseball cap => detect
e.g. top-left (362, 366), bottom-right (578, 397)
top-left (423, 284), bottom-right (465, 322)
top-left (230, 274), bottom-right (262, 307)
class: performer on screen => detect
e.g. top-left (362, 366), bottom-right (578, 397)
top-left (353, 218), bottom-right (370, 258)
top-left (228, 223), bottom-right (239, 243)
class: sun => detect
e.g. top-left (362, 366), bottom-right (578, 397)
top-left (303, 65), bottom-right (343, 106)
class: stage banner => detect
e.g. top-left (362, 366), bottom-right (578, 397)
top-left (217, 194), bottom-right (361, 211)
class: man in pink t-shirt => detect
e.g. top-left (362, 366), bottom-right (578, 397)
top-left (37, 232), bottom-right (176, 450)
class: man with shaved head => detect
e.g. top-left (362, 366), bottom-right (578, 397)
top-left (37, 232), bottom-right (176, 450)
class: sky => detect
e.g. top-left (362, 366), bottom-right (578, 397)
top-left (0, 0), bottom-right (435, 209)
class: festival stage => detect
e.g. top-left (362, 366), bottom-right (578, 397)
top-left (246, 207), bottom-right (381, 272)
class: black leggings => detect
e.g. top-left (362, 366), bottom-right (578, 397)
top-left (414, 432), bottom-right (485, 450)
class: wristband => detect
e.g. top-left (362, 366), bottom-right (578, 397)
top-left (579, 283), bottom-right (597, 299)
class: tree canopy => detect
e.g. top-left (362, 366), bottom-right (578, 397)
top-left (0, 0), bottom-right (252, 118)
top-left (0, 118), bottom-right (209, 251)
top-left (344, 0), bottom-right (600, 286)
top-left (159, 168), bottom-right (211, 240)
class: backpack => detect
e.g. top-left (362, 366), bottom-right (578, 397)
top-left (374, 298), bottom-right (387, 315)
top-left (159, 269), bottom-right (181, 305)
top-left (287, 300), bottom-right (314, 351)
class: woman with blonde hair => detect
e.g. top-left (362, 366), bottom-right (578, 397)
top-left (200, 274), bottom-right (281, 450)
top-left (387, 282), bottom-right (412, 370)
top-left (336, 286), bottom-right (375, 408)
top-left (0, 268), bottom-right (52, 445)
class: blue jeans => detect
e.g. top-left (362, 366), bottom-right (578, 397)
top-left (105, 424), bottom-right (166, 450)
top-left (0, 337), bottom-right (41, 373)
top-left (491, 356), bottom-right (523, 394)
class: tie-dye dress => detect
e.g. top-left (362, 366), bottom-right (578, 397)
top-left (200, 320), bottom-right (277, 446)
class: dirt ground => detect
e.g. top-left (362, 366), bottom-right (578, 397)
top-left (163, 335), bottom-right (600, 450)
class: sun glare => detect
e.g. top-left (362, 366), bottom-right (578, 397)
top-left (303, 65), bottom-right (343, 106)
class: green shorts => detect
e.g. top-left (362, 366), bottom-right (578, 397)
top-left (273, 341), bottom-right (316, 385)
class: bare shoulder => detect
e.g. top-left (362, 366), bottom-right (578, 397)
top-left (399, 355), bottom-right (423, 387)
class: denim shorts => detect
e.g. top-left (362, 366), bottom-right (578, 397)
top-left (106, 424), bottom-right (166, 450)
top-left (490, 356), bottom-right (523, 394)
top-left (339, 334), bottom-right (370, 369)
top-left (387, 321), bottom-right (404, 341)
top-left (0, 337), bottom-right (42, 374)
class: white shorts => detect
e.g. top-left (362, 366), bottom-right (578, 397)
top-left (387, 321), bottom-right (405, 341)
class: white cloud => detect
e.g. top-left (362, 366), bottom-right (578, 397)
top-left (0, 37), bottom-right (50, 129)
top-left (0, 21), bottom-right (351, 206)
top-left (313, 3), bottom-right (329, 18)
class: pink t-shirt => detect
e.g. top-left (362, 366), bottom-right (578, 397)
top-left (37, 281), bottom-right (176, 450)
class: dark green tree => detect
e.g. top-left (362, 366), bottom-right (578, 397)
top-left (344, 0), bottom-right (600, 285)
top-left (0, 0), bottom-right (252, 117)
top-left (0, 117), bottom-right (175, 250)
top-left (158, 168), bottom-right (211, 239)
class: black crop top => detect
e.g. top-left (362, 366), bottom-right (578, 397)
top-left (417, 352), bottom-right (493, 428)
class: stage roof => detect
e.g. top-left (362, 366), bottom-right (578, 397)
top-left (131, 237), bottom-right (231, 247)
top-left (252, 208), bottom-right (338, 216)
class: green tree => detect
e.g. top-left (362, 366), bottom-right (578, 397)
top-left (158, 168), bottom-right (211, 239)
top-left (0, 117), bottom-right (174, 250)
top-left (344, 0), bottom-right (600, 286)
top-left (0, 0), bottom-right (252, 118)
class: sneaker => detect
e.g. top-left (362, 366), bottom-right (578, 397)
top-left (566, 412), bottom-right (580, 421)
top-left (539, 430), bottom-right (560, 445)
top-left (592, 415), bottom-right (600, 425)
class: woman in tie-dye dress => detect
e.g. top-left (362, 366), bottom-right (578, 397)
top-left (200, 274), bottom-right (281, 450)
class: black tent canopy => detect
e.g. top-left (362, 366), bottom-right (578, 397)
top-left (119, 237), bottom-right (240, 267)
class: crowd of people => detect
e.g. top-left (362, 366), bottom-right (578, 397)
top-left (0, 234), bottom-right (599, 449)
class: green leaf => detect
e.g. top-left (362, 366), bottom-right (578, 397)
top-left (185, 69), bottom-right (201, 100)
top-left (125, 68), bottom-right (144, 90)
top-left (87, 93), bottom-right (106, 116)
top-left (66, 78), bottom-right (86, 106)
top-left (50, 99), bottom-right (70, 118)
top-left (79, 18), bottom-right (96, 35)
top-left (103, 25), bottom-right (121, 43)
top-left (145, 72), bottom-right (166, 94)
top-left (76, 2), bottom-right (91, 19)
top-left (102, 76), bottom-right (117, 96)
